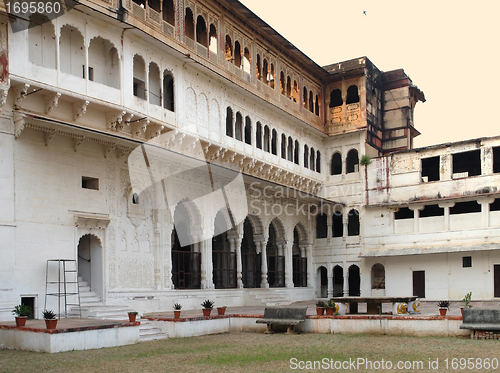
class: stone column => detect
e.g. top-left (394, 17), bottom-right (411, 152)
top-left (478, 197), bottom-right (495, 228)
top-left (231, 235), bottom-right (244, 288)
top-left (409, 206), bottom-right (424, 233)
top-left (164, 222), bottom-right (173, 289)
top-left (259, 240), bottom-right (269, 288)
top-left (343, 262), bottom-right (349, 297)
top-left (326, 214), bottom-right (332, 241)
top-left (439, 202), bottom-right (454, 231)
top-left (284, 240), bottom-right (293, 288)
top-left (303, 244), bottom-right (313, 288)
top-left (327, 266), bottom-right (333, 298)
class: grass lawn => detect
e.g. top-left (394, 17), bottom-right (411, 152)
top-left (1, 332), bottom-right (499, 372)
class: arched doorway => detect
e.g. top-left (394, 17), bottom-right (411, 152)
top-left (171, 203), bottom-right (201, 289)
top-left (318, 266), bottom-right (327, 298)
top-left (77, 234), bottom-right (103, 298)
top-left (267, 222), bottom-right (285, 287)
top-left (212, 210), bottom-right (236, 289)
top-left (371, 263), bottom-right (386, 296)
top-left (241, 217), bottom-right (261, 288)
top-left (348, 264), bottom-right (360, 296)
top-left (333, 265), bottom-right (344, 297)
top-left (292, 227), bottom-right (307, 287)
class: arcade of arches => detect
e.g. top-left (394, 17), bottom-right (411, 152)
top-left (170, 205), bottom-right (310, 290)
top-left (317, 264), bottom-right (360, 298)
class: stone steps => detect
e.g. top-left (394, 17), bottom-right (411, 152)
top-left (139, 320), bottom-right (169, 342)
top-left (248, 289), bottom-right (291, 306)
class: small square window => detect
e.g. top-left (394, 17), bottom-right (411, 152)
top-left (463, 256), bottom-right (472, 268)
top-left (82, 176), bottom-right (99, 190)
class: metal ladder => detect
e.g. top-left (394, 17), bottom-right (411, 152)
top-left (44, 259), bottom-right (81, 318)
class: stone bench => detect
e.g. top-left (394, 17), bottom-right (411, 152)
top-left (256, 306), bottom-right (307, 334)
top-left (460, 309), bottom-right (500, 338)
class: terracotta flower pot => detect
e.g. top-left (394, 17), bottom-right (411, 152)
top-left (174, 310), bottom-right (181, 319)
top-left (439, 308), bottom-right (447, 317)
top-left (202, 309), bottom-right (212, 317)
top-left (325, 308), bottom-right (334, 316)
top-left (316, 307), bottom-right (324, 316)
top-left (45, 319), bottom-right (58, 329)
top-left (217, 307), bottom-right (226, 316)
top-left (460, 307), bottom-right (464, 317)
top-left (128, 313), bottom-right (137, 322)
top-left (15, 316), bottom-right (27, 327)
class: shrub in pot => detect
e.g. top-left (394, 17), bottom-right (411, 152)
top-left (173, 303), bottom-right (182, 319)
top-left (217, 306), bottom-right (227, 315)
top-left (201, 299), bottom-right (214, 316)
top-left (316, 301), bottom-right (325, 316)
top-left (437, 300), bottom-right (450, 317)
top-left (42, 309), bottom-right (58, 329)
top-left (128, 311), bottom-right (138, 322)
top-left (12, 304), bottom-right (32, 327)
top-left (460, 292), bottom-right (472, 316)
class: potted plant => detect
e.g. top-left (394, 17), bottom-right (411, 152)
top-left (217, 305), bottom-right (227, 316)
top-left (173, 303), bottom-right (182, 319)
top-left (316, 301), bottom-right (325, 316)
top-left (127, 311), bottom-right (138, 322)
top-left (437, 300), bottom-right (450, 316)
top-left (461, 292), bottom-right (472, 316)
top-left (325, 299), bottom-right (336, 316)
top-left (42, 310), bottom-right (58, 329)
top-left (12, 304), bottom-right (32, 327)
top-left (201, 299), bottom-right (214, 316)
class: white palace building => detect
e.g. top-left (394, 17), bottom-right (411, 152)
top-left (1, 0), bottom-right (500, 320)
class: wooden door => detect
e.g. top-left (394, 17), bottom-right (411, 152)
top-left (413, 270), bottom-right (425, 298)
top-left (494, 265), bottom-right (500, 298)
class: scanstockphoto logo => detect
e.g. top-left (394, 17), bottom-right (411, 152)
top-left (128, 131), bottom-right (248, 247)
top-left (3, 0), bottom-right (78, 32)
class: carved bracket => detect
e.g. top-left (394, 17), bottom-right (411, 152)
top-left (13, 84), bottom-right (30, 107)
top-left (132, 118), bottom-right (150, 137)
top-left (119, 113), bottom-right (134, 131)
top-left (72, 136), bottom-right (85, 152)
top-left (44, 129), bottom-right (56, 146)
top-left (0, 84), bottom-right (9, 107)
top-left (73, 100), bottom-right (89, 120)
top-left (13, 111), bottom-right (26, 138)
top-left (45, 92), bottom-right (61, 114)
top-left (146, 123), bottom-right (164, 140)
top-left (106, 111), bottom-right (126, 130)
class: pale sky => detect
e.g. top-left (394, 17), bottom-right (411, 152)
top-left (240, 0), bottom-right (500, 148)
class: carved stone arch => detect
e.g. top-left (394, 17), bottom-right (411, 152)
top-left (213, 207), bottom-right (233, 237)
top-left (174, 197), bottom-right (202, 227)
top-left (293, 222), bottom-right (308, 244)
top-left (58, 23), bottom-right (84, 40)
top-left (88, 35), bottom-right (121, 60)
top-left (245, 214), bottom-right (264, 238)
top-left (269, 217), bottom-right (286, 242)
top-left (78, 232), bottom-right (103, 248)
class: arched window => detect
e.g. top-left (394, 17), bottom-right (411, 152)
top-left (309, 91), bottom-right (314, 112)
top-left (286, 76), bottom-right (291, 99)
top-left (294, 140), bottom-right (299, 165)
top-left (149, 62), bottom-right (161, 106)
top-left (262, 59), bottom-right (268, 85)
top-left (235, 112), bottom-right (243, 141)
top-left (293, 80), bottom-right (298, 103)
top-left (196, 15), bottom-right (207, 47)
top-left (234, 41), bottom-right (242, 68)
top-left (88, 37), bottom-right (120, 89)
top-left (316, 151), bottom-right (321, 173)
top-left (226, 107), bottom-right (233, 137)
top-left (316, 213), bottom-right (327, 238)
top-left (163, 71), bottom-right (174, 111)
top-left (256, 54), bottom-right (261, 80)
top-left (330, 89), bottom-right (343, 107)
top-left (263, 125), bottom-right (270, 152)
top-left (331, 152), bottom-right (342, 175)
top-left (28, 16), bottom-right (56, 69)
top-left (303, 87), bottom-right (308, 108)
top-left (271, 129), bottom-right (277, 155)
top-left (332, 210), bottom-right (343, 237)
top-left (346, 149), bottom-right (359, 173)
top-left (209, 24), bottom-right (217, 54)
top-left (280, 72), bottom-right (285, 95)
top-left (184, 8), bottom-right (195, 40)
top-left (346, 85), bottom-right (359, 104)
top-left (225, 35), bottom-right (232, 62)
top-left (348, 209), bottom-right (360, 236)
top-left (132, 193), bottom-right (140, 205)
top-left (59, 25), bottom-right (84, 77)
top-left (315, 95), bottom-right (320, 116)
top-left (287, 136), bottom-right (293, 161)
top-left (133, 54), bottom-right (146, 99)
top-left (256, 122), bottom-right (262, 149)
top-left (371, 264), bottom-right (385, 290)
top-left (310, 147), bottom-right (315, 171)
top-left (162, 0), bottom-right (175, 25)
top-left (148, 0), bottom-right (160, 12)
top-left (304, 145), bottom-right (309, 168)
top-left (243, 48), bottom-right (251, 81)
top-left (281, 134), bottom-right (286, 159)
top-left (245, 116), bottom-right (252, 145)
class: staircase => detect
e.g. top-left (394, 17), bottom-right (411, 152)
top-left (139, 320), bottom-right (169, 342)
top-left (248, 289), bottom-right (291, 306)
top-left (67, 278), bottom-right (129, 320)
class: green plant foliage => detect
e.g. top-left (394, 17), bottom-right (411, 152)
top-left (42, 310), bottom-right (57, 320)
top-left (201, 299), bottom-right (214, 309)
top-left (461, 292), bottom-right (472, 308)
top-left (173, 303), bottom-right (182, 310)
top-left (437, 300), bottom-right (450, 309)
top-left (12, 304), bottom-right (32, 317)
top-left (360, 155), bottom-right (371, 166)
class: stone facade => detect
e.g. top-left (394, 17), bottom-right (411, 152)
top-left (0, 0), bottom-right (498, 320)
